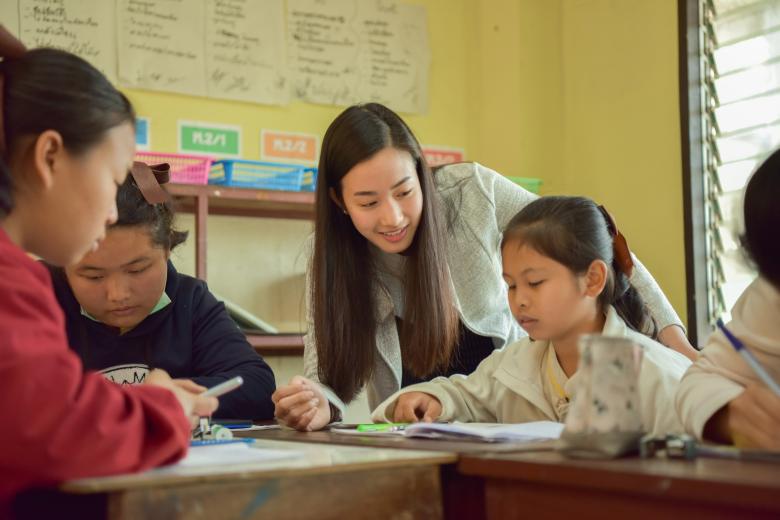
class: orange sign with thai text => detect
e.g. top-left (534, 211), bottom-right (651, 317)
top-left (262, 130), bottom-right (319, 163)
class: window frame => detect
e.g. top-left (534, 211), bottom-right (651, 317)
top-left (679, 0), bottom-right (711, 347)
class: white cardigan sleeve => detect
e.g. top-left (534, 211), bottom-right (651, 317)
top-left (676, 277), bottom-right (780, 439)
top-left (301, 236), bottom-right (347, 415)
top-left (628, 254), bottom-right (685, 332)
top-left (371, 348), bottom-right (507, 423)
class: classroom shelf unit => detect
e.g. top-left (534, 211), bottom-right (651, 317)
top-left (167, 183), bottom-right (314, 356)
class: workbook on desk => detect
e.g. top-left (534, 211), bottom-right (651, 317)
top-left (334, 421), bottom-right (564, 443)
top-left (404, 421), bottom-right (564, 443)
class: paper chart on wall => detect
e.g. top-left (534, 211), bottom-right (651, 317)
top-left (286, 0), bottom-right (360, 107)
top-left (19, 0), bottom-right (117, 83)
top-left (286, 0), bottom-right (430, 114)
top-left (8, 0), bottom-right (430, 111)
top-left (117, 0), bottom-right (207, 96)
top-left (355, 1), bottom-right (430, 114)
top-left (205, 0), bottom-right (288, 105)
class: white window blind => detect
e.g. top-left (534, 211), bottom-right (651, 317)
top-left (700, 0), bottom-right (780, 323)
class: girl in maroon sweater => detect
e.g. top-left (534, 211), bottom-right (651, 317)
top-left (0, 28), bottom-right (217, 515)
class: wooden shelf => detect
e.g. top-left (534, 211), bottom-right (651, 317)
top-left (167, 183), bottom-right (315, 220)
top-left (164, 183), bottom-right (311, 357)
top-left (164, 182), bottom-right (314, 280)
top-left (247, 333), bottom-right (305, 356)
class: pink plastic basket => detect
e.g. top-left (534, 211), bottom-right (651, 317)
top-left (134, 151), bottom-right (214, 185)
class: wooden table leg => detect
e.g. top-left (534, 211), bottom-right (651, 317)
top-left (195, 193), bottom-right (208, 281)
top-left (441, 465), bottom-right (485, 520)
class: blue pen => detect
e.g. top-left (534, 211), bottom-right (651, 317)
top-left (190, 438), bottom-right (255, 447)
top-left (716, 319), bottom-right (780, 396)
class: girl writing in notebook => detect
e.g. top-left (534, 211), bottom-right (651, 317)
top-left (0, 32), bottom-right (216, 513)
top-left (45, 164), bottom-right (276, 420)
top-left (371, 196), bottom-right (691, 436)
top-left (676, 148), bottom-right (780, 449)
top-left (273, 102), bottom-right (694, 432)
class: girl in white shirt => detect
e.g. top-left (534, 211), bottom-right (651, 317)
top-left (373, 196), bottom-right (691, 436)
top-left (676, 148), bottom-right (780, 449)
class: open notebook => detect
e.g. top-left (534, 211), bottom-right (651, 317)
top-left (333, 421), bottom-right (564, 443)
top-left (403, 421), bottom-right (564, 443)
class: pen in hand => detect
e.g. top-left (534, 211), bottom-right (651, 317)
top-left (201, 376), bottom-right (244, 398)
top-left (716, 319), bottom-right (780, 396)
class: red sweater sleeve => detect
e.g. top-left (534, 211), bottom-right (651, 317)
top-left (0, 243), bottom-right (191, 505)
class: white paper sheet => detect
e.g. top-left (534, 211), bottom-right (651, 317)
top-left (19, 0), bottom-right (117, 82)
top-left (205, 0), bottom-right (288, 105)
top-left (170, 443), bottom-right (302, 469)
top-left (286, 0), bottom-right (430, 113)
top-left (117, 0), bottom-right (207, 96)
top-left (355, 1), bottom-right (430, 113)
top-left (286, 0), bottom-right (360, 106)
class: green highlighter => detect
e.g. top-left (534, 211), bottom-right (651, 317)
top-left (356, 423), bottom-right (409, 432)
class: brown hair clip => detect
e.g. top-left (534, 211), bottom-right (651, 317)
top-left (597, 204), bottom-right (634, 278)
top-left (130, 161), bottom-right (170, 205)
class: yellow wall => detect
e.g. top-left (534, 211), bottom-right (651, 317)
top-left (464, 0), bottom-right (686, 321)
top-left (466, 0), bottom-right (564, 182)
top-left (557, 0), bottom-right (686, 322)
top-left (124, 0), bottom-right (686, 330)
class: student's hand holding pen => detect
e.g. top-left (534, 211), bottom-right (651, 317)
top-left (725, 384), bottom-right (780, 450)
top-left (393, 392), bottom-right (442, 423)
top-left (145, 369), bottom-right (219, 428)
top-left (273, 375), bottom-right (331, 431)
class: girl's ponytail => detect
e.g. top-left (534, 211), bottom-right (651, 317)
top-left (611, 271), bottom-right (658, 339)
top-left (596, 205), bottom-right (658, 339)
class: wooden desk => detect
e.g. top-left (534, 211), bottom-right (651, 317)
top-left (458, 451), bottom-right (780, 519)
top-left (15, 439), bottom-right (455, 520)
top-left (240, 427), bottom-right (554, 519)
top-left (244, 429), bottom-right (780, 519)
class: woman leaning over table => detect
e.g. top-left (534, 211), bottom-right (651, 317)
top-left (273, 103), bottom-right (696, 431)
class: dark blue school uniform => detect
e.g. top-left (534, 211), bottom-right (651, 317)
top-left (46, 261), bottom-right (276, 420)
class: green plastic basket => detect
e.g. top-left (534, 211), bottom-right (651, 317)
top-left (506, 176), bottom-right (542, 194)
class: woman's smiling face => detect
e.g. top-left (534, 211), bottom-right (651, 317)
top-left (337, 146), bottom-right (423, 254)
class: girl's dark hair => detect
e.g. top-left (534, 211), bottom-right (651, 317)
top-left (0, 48), bottom-right (135, 216)
top-left (742, 148), bottom-right (780, 289)
top-left (501, 196), bottom-right (658, 339)
top-left (113, 169), bottom-right (187, 250)
top-left (313, 103), bottom-right (458, 402)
